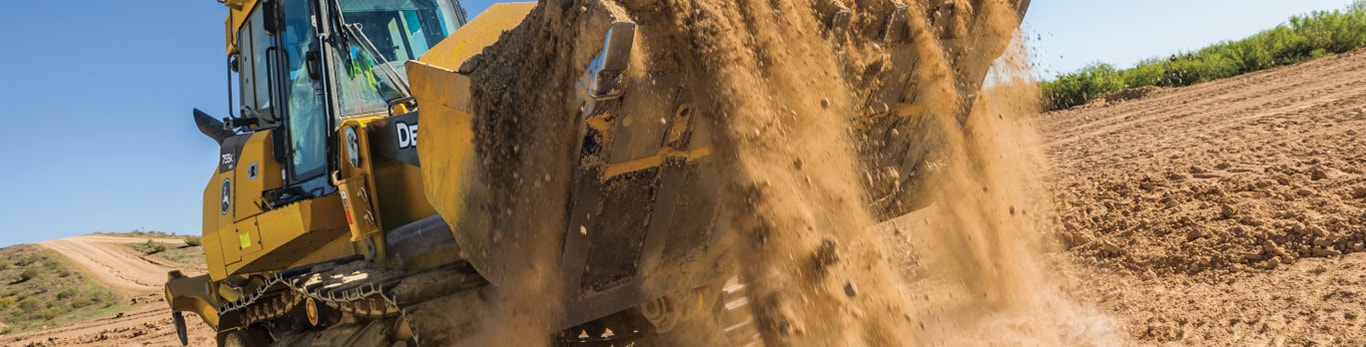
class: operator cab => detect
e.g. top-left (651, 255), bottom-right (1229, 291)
top-left (200, 0), bottom-right (466, 208)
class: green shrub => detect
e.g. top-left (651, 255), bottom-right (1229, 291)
top-left (184, 236), bottom-right (203, 247)
top-left (69, 300), bottom-right (90, 309)
top-left (1041, 62), bottom-right (1125, 110)
top-left (56, 287), bottom-right (78, 300)
top-left (30, 308), bottom-right (55, 321)
top-left (17, 297), bottom-right (40, 312)
top-left (19, 267), bottom-right (40, 282)
top-left (1042, 0), bottom-right (1366, 110)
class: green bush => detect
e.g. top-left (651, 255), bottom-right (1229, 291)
top-left (184, 236), bottom-right (203, 247)
top-left (17, 297), bottom-right (40, 312)
top-left (69, 299), bottom-right (91, 309)
top-left (1041, 63), bottom-right (1125, 110)
top-left (56, 287), bottom-right (78, 300)
top-left (19, 267), bottom-right (40, 282)
top-left (1042, 0), bottom-right (1366, 110)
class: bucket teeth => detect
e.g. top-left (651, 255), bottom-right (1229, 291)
top-left (883, 5), bottom-right (909, 44)
top-left (581, 21), bottom-right (638, 101)
top-left (831, 10), bottom-right (852, 45)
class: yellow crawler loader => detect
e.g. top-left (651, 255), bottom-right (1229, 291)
top-left (165, 0), bottom-right (1029, 345)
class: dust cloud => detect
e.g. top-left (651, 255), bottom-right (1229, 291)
top-left (463, 0), bottom-right (1120, 345)
top-left (670, 0), bottom-right (1125, 345)
top-left (895, 42), bottom-right (1124, 346)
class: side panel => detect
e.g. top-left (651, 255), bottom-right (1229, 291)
top-left (203, 169), bottom-right (229, 280)
top-left (229, 196), bottom-right (353, 275)
top-left (205, 131), bottom-right (354, 280)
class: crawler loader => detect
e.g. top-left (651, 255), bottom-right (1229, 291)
top-left (165, 0), bottom-right (1029, 345)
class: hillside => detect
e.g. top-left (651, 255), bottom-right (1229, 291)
top-left (2, 235), bottom-right (214, 346)
top-left (0, 244), bottom-right (124, 334)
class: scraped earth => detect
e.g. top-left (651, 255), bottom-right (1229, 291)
top-left (1042, 50), bottom-right (1366, 345)
top-left (4, 235), bottom-right (214, 346)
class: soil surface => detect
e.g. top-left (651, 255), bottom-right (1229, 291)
top-left (39, 235), bottom-right (188, 293)
top-left (5, 235), bottom-right (215, 346)
top-left (1042, 50), bottom-right (1366, 345)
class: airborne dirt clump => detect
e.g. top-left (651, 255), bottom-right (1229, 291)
top-left (466, 0), bottom-right (1116, 345)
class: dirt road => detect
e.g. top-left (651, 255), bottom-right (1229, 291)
top-left (39, 235), bottom-right (187, 293)
top-left (4, 235), bottom-right (215, 346)
top-left (1043, 50), bottom-right (1366, 345)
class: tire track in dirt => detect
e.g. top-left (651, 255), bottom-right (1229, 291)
top-left (4, 294), bottom-right (216, 347)
top-left (38, 235), bottom-right (184, 293)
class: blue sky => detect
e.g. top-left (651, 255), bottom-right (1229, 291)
top-left (1024, 0), bottom-right (1354, 77)
top-left (0, 0), bottom-right (1352, 247)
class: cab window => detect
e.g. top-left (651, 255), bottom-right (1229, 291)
top-left (281, 0), bottom-right (327, 183)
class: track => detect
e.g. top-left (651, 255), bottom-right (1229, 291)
top-left (39, 235), bottom-right (189, 293)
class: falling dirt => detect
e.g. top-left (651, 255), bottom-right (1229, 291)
top-left (461, 0), bottom-right (1118, 346)
top-left (645, 1), bottom-right (1121, 346)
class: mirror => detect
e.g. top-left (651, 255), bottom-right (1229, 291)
top-left (193, 109), bottom-right (235, 144)
top-left (262, 0), bottom-right (281, 35)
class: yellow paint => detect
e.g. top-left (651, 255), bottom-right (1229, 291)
top-left (418, 3), bottom-right (536, 69)
top-left (220, 0), bottom-right (259, 55)
top-left (406, 60), bottom-right (479, 248)
top-left (602, 147), bottom-right (713, 179)
top-left (586, 115), bottom-right (613, 134)
top-left (238, 232), bottom-right (251, 249)
top-left (234, 130), bottom-right (282, 220)
top-left (336, 118), bottom-right (386, 247)
top-left (164, 273), bottom-right (220, 328)
top-left (896, 102), bottom-right (928, 117)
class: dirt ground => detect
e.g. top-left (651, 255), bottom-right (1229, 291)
top-left (1041, 50), bottom-right (1366, 345)
top-left (39, 235), bottom-right (190, 293)
top-left (6, 235), bottom-right (215, 346)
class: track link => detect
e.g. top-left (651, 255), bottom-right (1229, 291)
top-left (218, 257), bottom-right (487, 346)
